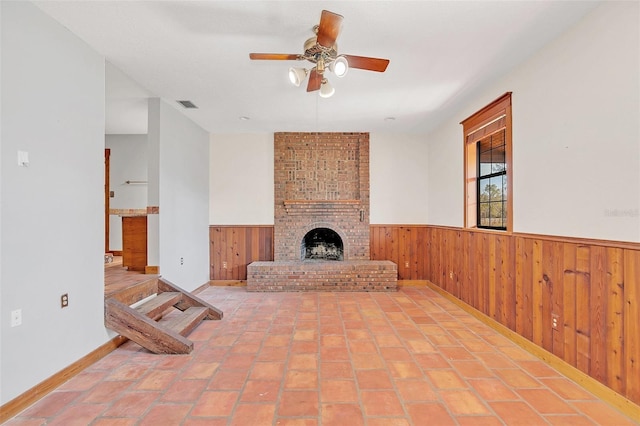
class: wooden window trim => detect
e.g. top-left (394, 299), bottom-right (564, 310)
top-left (461, 92), bottom-right (513, 232)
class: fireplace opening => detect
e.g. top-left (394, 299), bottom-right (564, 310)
top-left (301, 228), bottom-right (344, 261)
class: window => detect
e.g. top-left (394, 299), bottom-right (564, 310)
top-left (461, 93), bottom-right (512, 231)
top-left (477, 130), bottom-right (506, 229)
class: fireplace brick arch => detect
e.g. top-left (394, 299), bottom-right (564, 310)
top-left (300, 225), bottom-right (345, 261)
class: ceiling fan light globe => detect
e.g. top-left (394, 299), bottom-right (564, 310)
top-left (332, 56), bottom-right (349, 78)
top-left (289, 67), bottom-right (307, 87)
top-left (319, 79), bottom-right (335, 98)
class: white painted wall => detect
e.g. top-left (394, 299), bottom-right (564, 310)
top-left (427, 1), bottom-right (640, 242)
top-left (426, 123), bottom-right (464, 227)
top-left (105, 134), bottom-right (148, 251)
top-left (209, 133), bottom-right (274, 225)
top-left (370, 133), bottom-right (428, 224)
top-left (0, 2), bottom-right (109, 404)
top-left (150, 99), bottom-right (210, 290)
top-left (209, 133), bottom-right (430, 225)
top-left (147, 99), bottom-right (161, 267)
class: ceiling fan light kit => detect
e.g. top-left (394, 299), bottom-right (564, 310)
top-left (288, 67), bottom-right (308, 87)
top-left (331, 56), bottom-right (349, 78)
top-left (319, 79), bottom-right (335, 98)
top-left (250, 10), bottom-right (389, 98)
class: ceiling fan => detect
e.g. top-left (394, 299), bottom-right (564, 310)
top-left (249, 10), bottom-right (390, 98)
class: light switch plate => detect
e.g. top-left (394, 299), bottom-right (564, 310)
top-left (18, 150), bottom-right (29, 167)
top-left (11, 309), bottom-right (22, 327)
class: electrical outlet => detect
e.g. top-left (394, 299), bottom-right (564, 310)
top-left (180, 257), bottom-right (184, 265)
top-left (449, 271), bottom-right (454, 279)
top-left (11, 309), bottom-right (22, 327)
top-left (61, 293), bottom-right (69, 308)
top-left (223, 261), bottom-right (228, 269)
top-left (404, 261), bottom-right (410, 268)
top-left (551, 313), bottom-right (559, 330)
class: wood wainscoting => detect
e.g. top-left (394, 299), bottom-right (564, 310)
top-left (370, 224), bottom-right (640, 407)
top-left (209, 226), bottom-right (274, 280)
top-left (370, 225), bottom-right (430, 280)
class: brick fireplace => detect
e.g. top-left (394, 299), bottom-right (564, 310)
top-left (274, 132), bottom-right (370, 260)
top-left (247, 132), bottom-right (397, 292)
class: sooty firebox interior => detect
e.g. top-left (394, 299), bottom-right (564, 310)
top-left (301, 228), bottom-right (344, 261)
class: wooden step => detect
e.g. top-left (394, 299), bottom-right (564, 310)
top-left (105, 277), bottom-right (223, 354)
top-left (136, 292), bottom-right (182, 320)
top-left (105, 298), bottom-right (193, 354)
top-left (158, 278), bottom-right (223, 320)
top-left (106, 276), bottom-right (159, 305)
top-left (163, 307), bottom-right (209, 337)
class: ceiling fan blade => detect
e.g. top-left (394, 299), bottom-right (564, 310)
top-left (316, 10), bottom-right (343, 48)
top-left (306, 69), bottom-right (322, 92)
top-left (249, 53), bottom-right (300, 60)
top-left (343, 55), bottom-right (390, 72)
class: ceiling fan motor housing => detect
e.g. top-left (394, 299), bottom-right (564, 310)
top-left (303, 36), bottom-right (338, 72)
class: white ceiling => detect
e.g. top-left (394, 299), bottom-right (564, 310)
top-left (35, 1), bottom-right (599, 135)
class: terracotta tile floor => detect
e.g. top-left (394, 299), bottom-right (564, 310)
top-left (7, 286), bottom-right (639, 425)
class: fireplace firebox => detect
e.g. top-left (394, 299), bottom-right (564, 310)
top-left (301, 228), bottom-right (343, 261)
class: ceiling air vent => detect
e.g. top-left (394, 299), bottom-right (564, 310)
top-left (177, 100), bottom-right (198, 109)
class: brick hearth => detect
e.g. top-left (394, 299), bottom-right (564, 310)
top-left (247, 132), bottom-right (397, 292)
top-left (247, 260), bottom-right (397, 292)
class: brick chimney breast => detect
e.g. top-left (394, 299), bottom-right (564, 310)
top-left (274, 132), bottom-right (370, 261)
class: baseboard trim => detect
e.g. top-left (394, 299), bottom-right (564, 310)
top-left (208, 280), bottom-right (247, 287)
top-left (423, 281), bottom-right (640, 423)
top-left (144, 265), bottom-right (159, 274)
top-left (397, 280), bottom-right (429, 287)
top-left (0, 335), bottom-right (127, 423)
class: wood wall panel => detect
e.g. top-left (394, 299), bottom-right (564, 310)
top-left (590, 245), bottom-right (607, 383)
top-left (575, 244), bottom-right (592, 374)
top-left (412, 226), bottom-right (639, 407)
top-left (209, 226), bottom-right (273, 280)
top-left (531, 239), bottom-right (544, 347)
top-left (607, 247), bottom-right (624, 394)
top-left (504, 236), bottom-right (516, 331)
top-left (370, 226), bottom-right (430, 280)
top-left (562, 243), bottom-right (577, 366)
top-left (624, 249), bottom-right (640, 402)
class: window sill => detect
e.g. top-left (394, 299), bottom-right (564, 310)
top-left (466, 226), bottom-right (512, 236)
